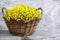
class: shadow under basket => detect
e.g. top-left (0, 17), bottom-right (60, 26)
top-left (4, 18), bottom-right (40, 36)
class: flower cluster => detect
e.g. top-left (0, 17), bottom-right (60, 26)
top-left (5, 4), bottom-right (42, 22)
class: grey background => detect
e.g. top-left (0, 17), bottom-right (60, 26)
top-left (0, 0), bottom-right (60, 40)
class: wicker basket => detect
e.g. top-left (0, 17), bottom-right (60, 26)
top-left (2, 7), bottom-right (43, 36)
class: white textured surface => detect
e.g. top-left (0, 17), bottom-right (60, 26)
top-left (0, 0), bottom-right (60, 40)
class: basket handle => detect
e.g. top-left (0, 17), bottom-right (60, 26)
top-left (2, 7), bottom-right (6, 16)
top-left (38, 8), bottom-right (43, 14)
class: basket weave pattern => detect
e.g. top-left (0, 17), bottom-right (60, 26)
top-left (4, 18), bottom-right (40, 36)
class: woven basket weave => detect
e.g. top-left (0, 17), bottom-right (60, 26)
top-left (2, 7), bottom-right (43, 36)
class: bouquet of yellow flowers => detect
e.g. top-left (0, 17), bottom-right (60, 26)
top-left (5, 4), bottom-right (42, 22)
top-left (2, 4), bottom-right (43, 36)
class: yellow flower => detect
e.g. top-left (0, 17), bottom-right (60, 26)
top-left (6, 16), bottom-right (10, 21)
top-left (5, 4), bottom-right (42, 22)
top-left (17, 19), bottom-right (20, 21)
